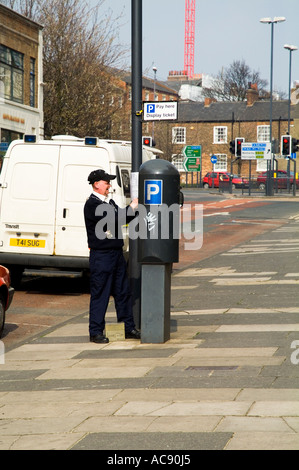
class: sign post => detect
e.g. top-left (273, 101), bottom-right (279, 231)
top-left (130, 0), bottom-right (143, 328)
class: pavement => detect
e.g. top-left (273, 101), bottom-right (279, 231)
top-left (0, 208), bottom-right (299, 451)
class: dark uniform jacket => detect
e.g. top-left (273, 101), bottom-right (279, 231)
top-left (84, 194), bottom-right (136, 251)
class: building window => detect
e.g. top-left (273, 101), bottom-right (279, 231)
top-left (29, 58), bottom-right (35, 107)
top-left (171, 154), bottom-right (184, 172)
top-left (213, 126), bottom-right (227, 143)
top-left (257, 125), bottom-right (270, 142)
top-left (256, 158), bottom-right (268, 172)
top-left (0, 45), bottom-right (24, 103)
top-left (172, 127), bottom-right (186, 144)
top-left (214, 154), bottom-right (227, 171)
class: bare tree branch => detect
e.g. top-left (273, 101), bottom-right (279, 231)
top-left (203, 59), bottom-right (268, 102)
top-left (2, 0), bottom-right (129, 138)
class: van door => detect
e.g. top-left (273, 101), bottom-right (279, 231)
top-left (112, 164), bottom-right (131, 252)
top-left (54, 145), bottom-right (110, 257)
top-left (0, 143), bottom-right (59, 255)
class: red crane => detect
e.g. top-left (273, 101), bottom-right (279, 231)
top-left (184, 0), bottom-right (196, 79)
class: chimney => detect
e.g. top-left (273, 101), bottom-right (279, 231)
top-left (246, 83), bottom-right (259, 106)
top-left (204, 97), bottom-right (217, 107)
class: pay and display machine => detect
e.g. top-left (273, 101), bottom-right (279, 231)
top-left (138, 159), bottom-right (180, 343)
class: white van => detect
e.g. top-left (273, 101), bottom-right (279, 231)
top-left (0, 135), bottom-right (159, 286)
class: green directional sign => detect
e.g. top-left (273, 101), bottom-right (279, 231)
top-left (183, 145), bottom-right (201, 158)
top-left (183, 145), bottom-right (201, 172)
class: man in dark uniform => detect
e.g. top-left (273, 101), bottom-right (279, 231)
top-left (84, 169), bottom-right (140, 343)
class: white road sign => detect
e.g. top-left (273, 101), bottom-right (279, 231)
top-left (143, 101), bottom-right (178, 121)
top-left (241, 142), bottom-right (272, 160)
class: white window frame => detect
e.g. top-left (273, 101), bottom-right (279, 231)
top-left (171, 154), bottom-right (184, 172)
top-left (172, 127), bottom-right (186, 144)
top-left (214, 154), bottom-right (227, 172)
top-left (213, 126), bottom-right (227, 144)
top-left (256, 159), bottom-right (268, 172)
top-left (257, 125), bottom-right (270, 142)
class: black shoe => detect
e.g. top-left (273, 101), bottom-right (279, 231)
top-left (125, 328), bottom-right (141, 339)
top-left (90, 333), bottom-right (109, 343)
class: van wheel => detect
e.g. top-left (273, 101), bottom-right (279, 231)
top-left (259, 183), bottom-right (266, 191)
top-left (7, 266), bottom-right (24, 290)
top-left (203, 183), bottom-right (209, 189)
top-left (0, 296), bottom-right (5, 338)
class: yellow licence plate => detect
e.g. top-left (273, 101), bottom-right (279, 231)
top-left (10, 238), bottom-right (46, 248)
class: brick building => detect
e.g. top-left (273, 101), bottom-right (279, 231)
top-left (0, 4), bottom-right (43, 159)
top-left (111, 71), bottom-right (178, 141)
top-left (168, 85), bottom-right (299, 182)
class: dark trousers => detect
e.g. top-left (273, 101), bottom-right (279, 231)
top-left (89, 249), bottom-right (135, 336)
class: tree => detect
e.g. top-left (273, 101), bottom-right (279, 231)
top-left (202, 59), bottom-right (268, 102)
top-left (2, 0), bottom-right (129, 138)
top-left (1, 0), bottom-right (40, 18)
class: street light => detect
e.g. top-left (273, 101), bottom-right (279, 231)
top-left (260, 16), bottom-right (286, 195)
top-left (152, 65), bottom-right (157, 140)
top-left (284, 44), bottom-right (298, 194)
top-left (153, 65), bottom-right (157, 101)
top-left (284, 44), bottom-right (298, 133)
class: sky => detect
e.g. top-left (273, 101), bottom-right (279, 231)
top-left (93, 0), bottom-right (299, 95)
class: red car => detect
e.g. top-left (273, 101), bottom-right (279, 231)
top-left (0, 266), bottom-right (14, 338)
top-left (203, 172), bottom-right (248, 189)
top-left (257, 170), bottom-right (299, 191)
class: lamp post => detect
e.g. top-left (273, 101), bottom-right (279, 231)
top-left (152, 65), bottom-right (157, 140)
top-left (130, 0), bottom-right (143, 327)
top-left (260, 17), bottom-right (286, 196)
top-left (284, 44), bottom-right (298, 133)
top-left (153, 65), bottom-right (157, 101)
top-left (284, 44), bottom-right (298, 194)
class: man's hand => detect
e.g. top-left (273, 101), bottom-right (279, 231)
top-left (130, 198), bottom-right (138, 210)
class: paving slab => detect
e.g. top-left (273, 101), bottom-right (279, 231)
top-left (226, 432), bottom-right (299, 450)
top-left (71, 431), bottom-right (233, 451)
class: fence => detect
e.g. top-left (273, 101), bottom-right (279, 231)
top-left (181, 169), bottom-right (298, 196)
top-left (240, 174), bottom-right (298, 196)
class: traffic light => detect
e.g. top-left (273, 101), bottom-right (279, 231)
top-left (235, 137), bottom-right (245, 157)
top-left (229, 140), bottom-right (235, 155)
top-left (281, 135), bottom-right (291, 156)
top-left (142, 136), bottom-right (155, 147)
top-left (291, 137), bottom-right (299, 154)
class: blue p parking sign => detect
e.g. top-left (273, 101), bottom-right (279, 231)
top-left (144, 180), bottom-right (162, 205)
top-left (146, 104), bottom-right (156, 114)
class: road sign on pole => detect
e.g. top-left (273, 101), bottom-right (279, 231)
top-left (183, 145), bottom-right (201, 171)
top-left (143, 102), bottom-right (178, 121)
top-left (183, 157), bottom-right (201, 172)
top-left (241, 142), bottom-right (272, 160)
top-left (183, 145), bottom-right (201, 158)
